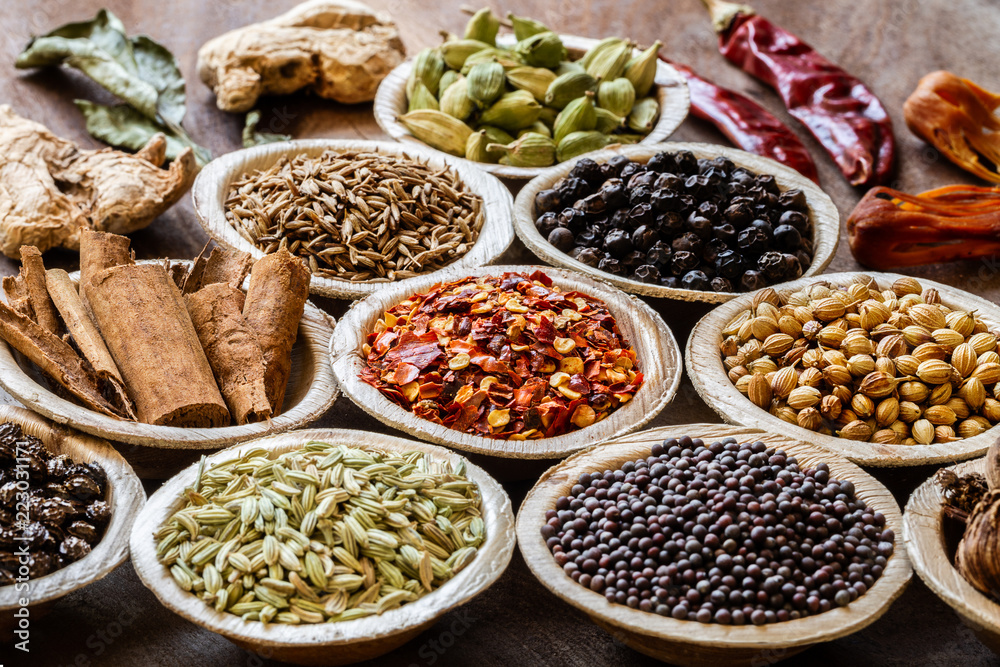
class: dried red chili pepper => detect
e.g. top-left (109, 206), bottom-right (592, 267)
top-left (360, 271), bottom-right (644, 440)
top-left (700, 0), bottom-right (895, 187)
top-left (847, 184), bottom-right (1000, 269)
top-left (662, 58), bottom-right (819, 183)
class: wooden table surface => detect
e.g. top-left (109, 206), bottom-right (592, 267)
top-left (3, 0), bottom-right (1000, 665)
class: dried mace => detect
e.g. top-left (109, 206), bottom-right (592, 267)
top-left (847, 184), bottom-right (1000, 269)
top-left (904, 71), bottom-right (1000, 183)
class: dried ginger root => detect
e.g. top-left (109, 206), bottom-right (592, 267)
top-left (0, 105), bottom-right (196, 258)
top-left (197, 0), bottom-right (405, 112)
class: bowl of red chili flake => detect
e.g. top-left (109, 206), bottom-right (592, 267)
top-left (332, 266), bottom-right (682, 459)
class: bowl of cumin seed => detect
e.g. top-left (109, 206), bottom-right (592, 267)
top-left (192, 140), bottom-right (516, 300)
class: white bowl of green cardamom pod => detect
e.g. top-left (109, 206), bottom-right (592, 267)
top-left (373, 10), bottom-right (690, 180)
top-left (129, 428), bottom-right (516, 667)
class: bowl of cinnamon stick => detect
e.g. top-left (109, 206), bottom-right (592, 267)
top-left (0, 231), bottom-right (339, 478)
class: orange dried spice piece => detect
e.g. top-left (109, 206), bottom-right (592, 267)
top-left (904, 71), bottom-right (1000, 183)
top-left (360, 271), bottom-right (644, 439)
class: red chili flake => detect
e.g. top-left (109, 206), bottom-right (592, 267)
top-left (360, 272), bottom-right (645, 439)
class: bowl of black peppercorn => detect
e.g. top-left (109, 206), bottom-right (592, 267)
top-left (516, 424), bottom-right (911, 667)
top-left (513, 144), bottom-right (840, 304)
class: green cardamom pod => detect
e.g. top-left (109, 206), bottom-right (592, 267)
top-left (398, 110), bottom-right (472, 157)
top-left (586, 39), bottom-right (633, 81)
top-left (556, 130), bottom-right (610, 162)
top-left (597, 77), bottom-right (636, 118)
top-left (518, 121), bottom-right (552, 139)
top-left (489, 133), bottom-right (557, 168)
top-left (538, 106), bottom-right (559, 129)
top-left (460, 48), bottom-right (522, 75)
top-left (467, 60), bottom-right (506, 108)
top-left (624, 41), bottom-right (661, 97)
top-left (477, 125), bottom-right (516, 147)
top-left (408, 81), bottom-right (439, 112)
top-left (609, 133), bottom-right (645, 145)
top-left (508, 14), bottom-right (551, 41)
top-left (479, 90), bottom-right (542, 132)
top-left (439, 70), bottom-right (461, 94)
top-left (408, 48), bottom-right (445, 97)
top-left (514, 32), bottom-right (566, 69)
top-left (465, 130), bottom-right (500, 163)
top-left (544, 71), bottom-right (597, 109)
top-left (555, 60), bottom-right (586, 77)
top-left (505, 66), bottom-right (557, 102)
top-left (579, 37), bottom-right (625, 70)
top-left (553, 91), bottom-right (597, 144)
top-left (627, 97), bottom-right (660, 133)
top-left (463, 7), bottom-right (500, 46)
top-left (440, 39), bottom-right (492, 71)
top-left (440, 78), bottom-right (475, 120)
top-left (595, 107), bottom-right (624, 133)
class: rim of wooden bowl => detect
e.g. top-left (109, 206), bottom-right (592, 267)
top-left (513, 142), bottom-right (840, 304)
top-left (904, 457), bottom-right (1000, 644)
top-left (0, 261), bottom-right (339, 450)
top-left (0, 405), bottom-right (145, 612)
top-left (129, 428), bottom-right (516, 661)
top-left (191, 139), bottom-right (515, 300)
top-left (330, 264), bottom-right (682, 459)
top-left (372, 34), bottom-right (690, 181)
top-left (686, 271), bottom-right (1000, 467)
top-left (517, 423), bottom-right (911, 663)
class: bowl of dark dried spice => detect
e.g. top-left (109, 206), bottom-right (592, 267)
top-left (517, 424), bottom-right (911, 667)
top-left (331, 266), bottom-right (682, 463)
top-left (192, 140), bottom-right (515, 300)
top-left (513, 143), bottom-right (839, 304)
top-left (905, 458), bottom-right (1000, 656)
top-left (0, 405), bottom-right (144, 634)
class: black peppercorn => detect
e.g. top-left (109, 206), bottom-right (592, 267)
top-left (686, 214), bottom-right (714, 240)
top-left (713, 223), bottom-right (738, 245)
top-left (779, 188), bottom-right (809, 211)
top-left (646, 241), bottom-right (671, 266)
top-left (749, 218), bottom-right (773, 239)
top-left (773, 224), bottom-right (802, 252)
top-left (647, 152), bottom-right (677, 172)
top-left (659, 276), bottom-right (680, 288)
top-left (619, 162), bottom-right (644, 182)
top-left (725, 201), bottom-right (753, 228)
top-left (535, 212), bottom-right (560, 238)
top-left (548, 227), bottom-right (575, 252)
top-left (603, 229), bottom-right (633, 257)
top-left (569, 158), bottom-right (605, 186)
top-left (740, 270), bottom-right (767, 291)
top-left (711, 277), bottom-right (734, 292)
top-left (778, 210), bottom-right (809, 233)
top-left (629, 184), bottom-right (652, 206)
top-left (631, 225), bottom-right (659, 251)
top-left (598, 257), bottom-right (624, 275)
top-left (634, 264), bottom-right (661, 283)
top-left (715, 249), bottom-right (745, 279)
top-left (576, 247), bottom-right (602, 267)
top-left (575, 228), bottom-right (600, 248)
top-left (600, 179), bottom-right (628, 208)
top-left (628, 203), bottom-right (655, 228)
top-left (681, 270), bottom-right (710, 291)
top-left (796, 250), bottom-right (812, 270)
top-left (671, 251), bottom-right (699, 275)
top-left (655, 212), bottom-right (684, 236)
top-left (534, 188), bottom-right (562, 214)
top-left (702, 238), bottom-right (728, 264)
top-left (628, 171), bottom-right (659, 190)
top-left (674, 151), bottom-right (698, 173)
top-left (737, 227), bottom-right (769, 255)
top-left (783, 253), bottom-right (803, 279)
top-left (758, 251), bottom-right (786, 281)
top-left (577, 192), bottom-right (606, 216)
top-left (601, 155), bottom-right (631, 179)
top-left (557, 177), bottom-right (590, 202)
top-left (671, 232), bottom-right (703, 255)
top-left (622, 250), bottom-right (646, 272)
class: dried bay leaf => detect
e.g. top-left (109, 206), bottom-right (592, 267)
top-left (76, 100), bottom-right (211, 165)
top-left (17, 8), bottom-right (210, 164)
top-left (242, 110), bottom-right (291, 148)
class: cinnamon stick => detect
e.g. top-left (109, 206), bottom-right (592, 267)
top-left (182, 244), bottom-right (253, 295)
top-left (79, 229), bottom-right (133, 315)
top-left (0, 300), bottom-right (128, 419)
top-left (18, 246), bottom-right (61, 335)
top-left (45, 268), bottom-right (136, 421)
top-left (84, 263), bottom-right (230, 427)
top-left (186, 283), bottom-right (271, 425)
top-left (243, 249), bottom-right (310, 414)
